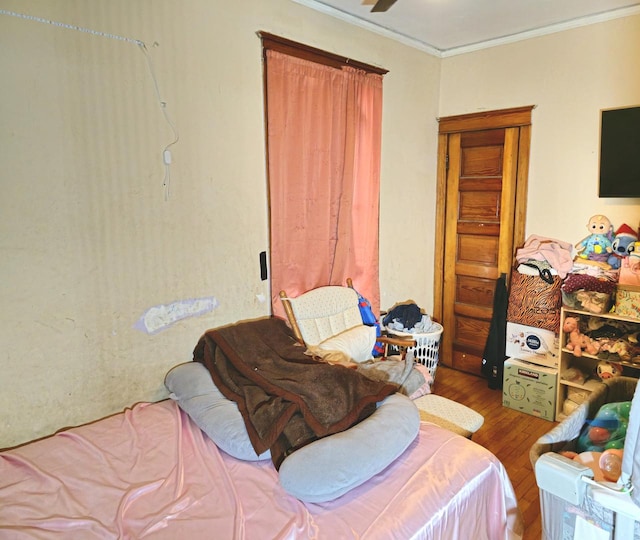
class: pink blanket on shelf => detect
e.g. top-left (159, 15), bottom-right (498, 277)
top-left (0, 400), bottom-right (523, 539)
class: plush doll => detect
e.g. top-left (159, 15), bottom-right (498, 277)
top-left (629, 242), bottom-right (640, 271)
top-left (607, 223), bottom-right (638, 269)
top-left (596, 361), bottom-right (623, 380)
top-left (598, 339), bottom-right (632, 362)
top-left (563, 316), bottom-right (599, 357)
top-left (575, 214), bottom-right (614, 263)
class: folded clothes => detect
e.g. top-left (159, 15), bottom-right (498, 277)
top-left (515, 234), bottom-right (574, 278)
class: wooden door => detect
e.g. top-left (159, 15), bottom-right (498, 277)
top-left (433, 107), bottom-right (532, 376)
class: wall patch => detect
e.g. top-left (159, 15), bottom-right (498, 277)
top-left (135, 297), bottom-right (219, 334)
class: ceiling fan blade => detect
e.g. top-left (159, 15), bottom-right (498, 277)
top-left (371, 0), bottom-right (398, 12)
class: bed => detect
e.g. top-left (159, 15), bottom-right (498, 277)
top-left (1, 318), bottom-right (523, 539)
top-left (0, 400), bottom-right (522, 539)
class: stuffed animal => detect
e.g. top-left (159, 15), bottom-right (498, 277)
top-left (596, 360), bottom-right (623, 380)
top-left (630, 242), bottom-right (640, 272)
top-left (575, 214), bottom-right (614, 263)
top-left (607, 223), bottom-right (638, 269)
top-left (598, 338), bottom-right (633, 362)
top-left (560, 366), bottom-right (587, 384)
top-left (563, 316), bottom-right (599, 357)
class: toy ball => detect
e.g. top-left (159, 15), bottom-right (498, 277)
top-left (576, 401), bottom-right (631, 453)
top-left (600, 402), bottom-right (631, 424)
top-left (599, 449), bottom-right (624, 482)
top-left (588, 426), bottom-right (611, 445)
top-left (605, 438), bottom-right (625, 450)
top-left (616, 401), bottom-right (632, 419)
top-left (594, 407), bottom-right (621, 424)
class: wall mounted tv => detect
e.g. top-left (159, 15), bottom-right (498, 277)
top-left (599, 105), bottom-right (640, 198)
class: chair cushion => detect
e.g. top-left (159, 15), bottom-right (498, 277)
top-left (317, 325), bottom-right (377, 363)
top-left (278, 393), bottom-right (420, 502)
top-left (413, 394), bottom-right (484, 437)
top-left (288, 286), bottom-right (364, 345)
top-left (164, 362), bottom-right (270, 461)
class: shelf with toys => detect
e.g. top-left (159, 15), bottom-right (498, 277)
top-left (556, 306), bottom-right (640, 421)
top-left (552, 214), bottom-right (640, 421)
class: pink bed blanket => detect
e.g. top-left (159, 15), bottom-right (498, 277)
top-left (0, 400), bottom-right (523, 539)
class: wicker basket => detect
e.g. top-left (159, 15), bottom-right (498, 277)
top-left (387, 322), bottom-right (444, 379)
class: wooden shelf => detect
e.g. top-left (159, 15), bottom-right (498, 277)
top-left (560, 347), bottom-right (640, 370)
top-left (562, 307), bottom-right (640, 325)
top-left (555, 306), bottom-right (640, 420)
top-left (559, 378), bottom-right (596, 390)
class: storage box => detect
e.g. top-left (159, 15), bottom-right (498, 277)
top-left (502, 358), bottom-right (557, 421)
top-left (619, 257), bottom-right (640, 286)
top-left (616, 284), bottom-right (640, 320)
top-left (505, 322), bottom-right (559, 368)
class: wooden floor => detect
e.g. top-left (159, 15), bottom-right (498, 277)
top-left (432, 365), bottom-right (554, 540)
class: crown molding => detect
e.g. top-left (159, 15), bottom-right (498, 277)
top-left (292, 0), bottom-right (441, 56)
top-left (442, 5), bottom-right (640, 57)
top-left (294, 1), bottom-right (640, 59)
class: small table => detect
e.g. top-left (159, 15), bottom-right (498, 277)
top-left (413, 394), bottom-right (484, 438)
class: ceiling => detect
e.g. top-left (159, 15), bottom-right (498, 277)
top-left (294, 0), bottom-right (640, 56)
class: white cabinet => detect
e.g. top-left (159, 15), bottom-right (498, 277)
top-left (556, 306), bottom-right (640, 420)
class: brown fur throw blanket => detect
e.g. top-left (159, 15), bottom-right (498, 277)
top-left (193, 317), bottom-right (397, 469)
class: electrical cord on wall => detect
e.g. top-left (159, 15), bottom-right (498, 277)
top-left (1, 8), bottom-right (178, 200)
top-left (138, 41), bottom-right (179, 200)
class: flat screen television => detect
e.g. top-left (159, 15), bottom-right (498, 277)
top-left (599, 106), bottom-right (640, 198)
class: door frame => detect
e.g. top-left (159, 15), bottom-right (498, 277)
top-left (433, 106), bottom-right (534, 363)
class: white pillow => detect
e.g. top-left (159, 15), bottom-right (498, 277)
top-left (164, 362), bottom-right (270, 461)
top-left (278, 393), bottom-right (420, 502)
top-left (318, 325), bottom-right (376, 363)
top-left (166, 361), bottom-right (419, 503)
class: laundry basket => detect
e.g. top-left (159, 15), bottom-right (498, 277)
top-left (387, 322), bottom-right (444, 380)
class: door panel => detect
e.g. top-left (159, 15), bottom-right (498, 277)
top-left (461, 146), bottom-right (503, 176)
top-left (455, 316), bottom-right (491, 349)
top-left (456, 275), bottom-right (495, 308)
top-left (434, 106), bottom-right (531, 378)
top-left (438, 114), bottom-right (529, 376)
top-left (459, 190), bottom-right (501, 221)
top-left (457, 234), bottom-right (500, 265)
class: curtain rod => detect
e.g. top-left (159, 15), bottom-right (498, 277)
top-left (257, 31), bottom-right (388, 75)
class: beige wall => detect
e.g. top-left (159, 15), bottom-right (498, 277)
top-left (3, 1), bottom-right (638, 449)
top-left (440, 15), bottom-right (640, 242)
top-left (0, 0), bottom-right (440, 447)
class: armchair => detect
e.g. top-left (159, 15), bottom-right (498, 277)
top-left (279, 280), bottom-right (485, 438)
top-left (279, 278), bottom-right (415, 363)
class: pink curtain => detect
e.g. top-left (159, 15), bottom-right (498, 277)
top-left (266, 50), bottom-right (382, 319)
